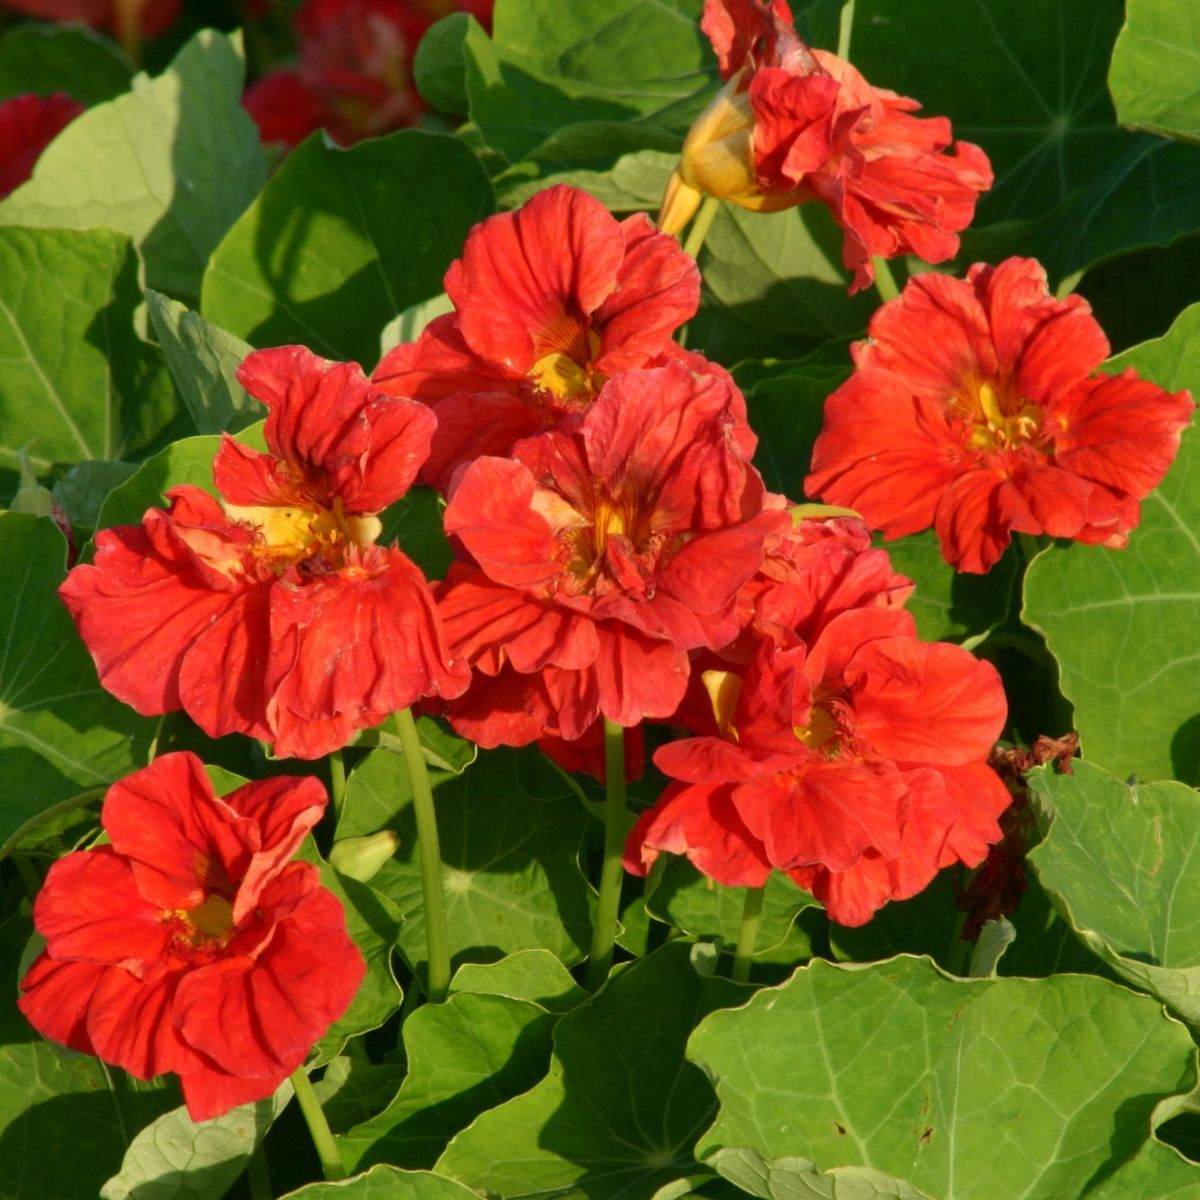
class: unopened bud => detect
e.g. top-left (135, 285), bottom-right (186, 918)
top-left (329, 830), bottom-right (399, 882)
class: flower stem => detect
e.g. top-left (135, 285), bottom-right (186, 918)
top-left (730, 885), bottom-right (765, 983)
top-left (872, 256), bottom-right (901, 304)
top-left (289, 1068), bottom-right (345, 1182)
top-left (113, 0), bottom-right (147, 62)
top-left (328, 749), bottom-right (346, 825)
top-left (683, 195), bottom-right (722, 262)
top-left (246, 1145), bottom-right (272, 1200)
top-left (585, 719), bottom-right (629, 991)
top-left (13, 855), bottom-right (42, 900)
top-left (395, 706), bottom-right (452, 1003)
top-left (837, 0), bottom-right (856, 59)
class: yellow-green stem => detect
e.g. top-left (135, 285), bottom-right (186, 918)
top-left (289, 1068), bottom-right (345, 1182)
top-left (837, 0), bottom-right (856, 59)
top-left (683, 194), bottom-right (722, 262)
top-left (113, 0), bottom-right (147, 61)
top-left (585, 719), bottom-right (629, 990)
top-left (872, 256), bottom-right (901, 304)
top-left (328, 750), bottom-right (346, 825)
top-left (395, 706), bottom-right (451, 1003)
top-left (730, 885), bottom-right (765, 983)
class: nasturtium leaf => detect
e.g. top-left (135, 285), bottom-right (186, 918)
top-left (298, 841), bottom-right (404, 1061)
top-left (1088, 1134), bottom-right (1200, 1200)
top-left (200, 130), bottom-right (494, 368)
top-left (0, 227), bottom-right (183, 485)
top-left (0, 24), bottom-right (132, 104)
top-left (412, 11), bottom-right (473, 114)
top-left (91, 427), bottom-right (266, 535)
top-left (280, 1165), bottom-right (484, 1198)
top-left (0, 910), bottom-right (174, 1200)
top-left (338, 747), bottom-right (594, 979)
top-left (448, 948), bottom-right (589, 1013)
top-left (436, 943), bottom-right (745, 1199)
top-left (99, 1090), bottom-right (289, 1200)
top-left (493, 128), bottom-right (677, 212)
top-left (708, 1147), bottom-right (934, 1200)
top-left (647, 860), bottom-right (816, 958)
top-left (0, 513), bottom-right (154, 848)
top-left (1109, 0), bottom-right (1200, 143)
top-left (461, 0), bottom-right (712, 164)
top-left (314, 1054), bottom-right (407, 1133)
top-left (1023, 303), bottom-right (1200, 784)
top-left (340, 989), bottom-right (556, 1171)
top-left (688, 206), bottom-right (875, 362)
top-left (690, 956), bottom-right (1200, 1199)
top-left (882, 533), bottom-right (1016, 645)
top-left (1029, 760), bottom-right (1200, 1024)
top-left (0, 30), bottom-right (264, 302)
top-left (352, 711), bottom-right (475, 773)
top-left (145, 291), bottom-right (262, 436)
top-left (379, 293), bottom-right (454, 357)
top-left (52, 461), bottom-right (138, 534)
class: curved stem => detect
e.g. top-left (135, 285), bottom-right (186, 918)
top-left (585, 719), bottom-right (629, 991)
top-left (289, 1068), bottom-right (345, 1182)
top-left (872, 256), bottom-right (901, 304)
top-left (730, 885), bottom-right (765, 983)
top-left (0, 787), bottom-right (105, 863)
top-left (327, 749), bottom-right (346, 825)
top-left (683, 195), bottom-right (722, 262)
top-left (396, 706), bottom-right (451, 1003)
top-left (837, 0), bottom-right (856, 59)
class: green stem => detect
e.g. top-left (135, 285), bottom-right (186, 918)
top-left (395, 706), bottom-right (451, 1003)
top-left (836, 0), bottom-right (856, 59)
top-left (872, 255), bottom-right (901, 304)
top-left (730, 885), bottom-right (765, 983)
top-left (682, 194), bottom-right (722, 262)
top-left (1018, 532), bottom-right (1050, 565)
top-left (585, 719), bottom-right (629, 991)
top-left (328, 749), bottom-right (346, 825)
top-left (289, 1068), bottom-right (345, 1182)
top-left (0, 787), bottom-right (105, 863)
top-left (246, 1145), bottom-right (272, 1200)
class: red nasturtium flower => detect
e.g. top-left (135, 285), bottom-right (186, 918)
top-left (59, 345), bottom-right (468, 759)
top-left (372, 184), bottom-right (703, 490)
top-left (244, 0), bottom-right (494, 148)
top-left (435, 360), bottom-right (786, 746)
top-left (805, 258), bottom-right (1196, 573)
top-left (0, 92), bottom-right (84, 200)
top-left (18, 753), bottom-right (364, 1120)
top-left (625, 608), bottom-right (1011, 926)
top-left (659, 0), bottom-right (992, 293)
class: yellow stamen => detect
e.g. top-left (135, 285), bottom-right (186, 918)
top-left (702, 670), bottom-right (743, 738)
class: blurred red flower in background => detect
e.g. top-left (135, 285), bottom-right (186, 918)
top-left (18, 753), bottom-right (363, 1120)
top-left (59, 345), bottom-right (468, 759)
top-left (659, 0), bottom-right (992, 293)
top-left (244, 0), bottom-right (493, 148)
top-left (0, 0), bottom-right (178, 37)
top-left (806, 258), bottom-right (1195, 572)
top-left (0, 92), bottom-right (84, 199)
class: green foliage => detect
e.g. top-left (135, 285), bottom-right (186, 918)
top-left (99, 1091), bottom-right (288, 1200)
top-left (1109, 0), bottom-right (1200, 143)
top-left (435, 943), bottom-right (745, 1198)
top-left (0, 227), bottom-right (183, 485)
top-left (338, 747), bottom-right (595, 980)
top-left (0, 24), bottom-right (132, 104)
top-left (201, 130), bottom-right (494, 368)
top-left (281, 1165), bottom-right (484, 1198)
top-left (0, 31), bottom-right (264, 302)
top-left (145, 292), bottom-right (262, 436)
top-left (0, 514), bottom-right (154, 850)
top-left (1029, 759), bottom-right (1200, 1024)
top-left (1024, 304), bottom-right (1200, 783)
top-left (690, 956), bottom-right (1200, 1199)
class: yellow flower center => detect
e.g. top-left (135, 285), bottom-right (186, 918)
top-left (225, 496), bottom-right (382, 574)
top-left (958, 376), bottom-right (1043, 452)
top-left (530, 321), bottom-right (604, 401)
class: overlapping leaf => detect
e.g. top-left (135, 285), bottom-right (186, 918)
top-left (0, 24), bottom-right (131, 104)
top-left (1109, 0), bottom-right (1200, 142)
top-left (436, 943), bottom-right (744, 1199)
top-left (200, 130), bottom-right (494, 368)
top-left (1023, 304), bottom-right (1200, 784)
top-left (0, 30), bottom-right (264, 301)
top-left (338, 747), bottom-right (594, 980)
top-left (691, 955), bottom-right (1200, 1199)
